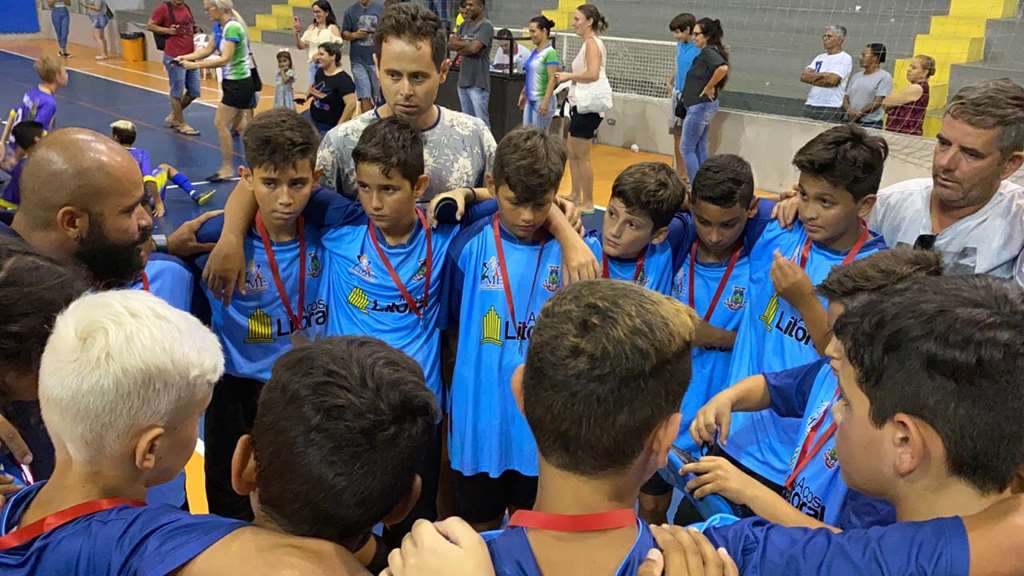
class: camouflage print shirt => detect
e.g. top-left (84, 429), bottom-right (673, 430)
top-left (316, 105), bottom-right (497, 202)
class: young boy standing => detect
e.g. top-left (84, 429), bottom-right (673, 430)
top-left (14, 56), bottom-right (66, 132)
top-left (719, 125), bottom-right (888, 490)
top-left (442, 127), bottom-right (601, 531)
top-left (667, 13), bottom-right (700, 179)
top-left (687, 247), bottom-right (942, 530)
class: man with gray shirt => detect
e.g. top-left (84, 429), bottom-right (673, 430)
top-left (447, 0), bottom-right (494, 128)
top-left (318, 3), bottom-right (495, 201)
top-left (342, 0), bottom-right (384, 112)
top-left (843, 43), bottom-right (892, 129)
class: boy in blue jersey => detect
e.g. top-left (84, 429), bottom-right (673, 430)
top-left (0, 122), bottom-right (46, 211)
top-left (486, 279), bottom-right (713, 575)
top-left (668, 13), bottom-right (700, 178)
top-left (0, 290), bottom-right (366, 576)
top-left (232, 336), bottom-right (437, 574)
top-left (133, 237), bottom-right (196, 313)
top-left (110, 120), bottom-right (214, 218)
top-left (715, 124), bottom-right (889, 491)
top-left (441, 127), bottom-right (601, 531)
top-left (194, 109), bottom-right (331, 522)
top-left (588, 161), bottom-right (689, 293)
top-left (687, 247), bottom-right (942, 530)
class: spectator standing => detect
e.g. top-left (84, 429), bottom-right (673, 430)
top-left (147, 0), bottom-right (201, 136)
top-left (46, 0), bottom-right (70, 58)
top-left (884, 54), bottom-right (935, 136)
top-left (304, 42), bottom-right (358, 134)
top-left (448, 0), bottom-right (494, 127)
top-left (84, 0), bottom-right (113, 60)
top-left (801, 25), bottom-right (853, 122)
top-left (843, 43), bottom-right (893, 129)
top-left (342, 0), bottom-right (385, 112)
top-left (274, 49), bottom-right (297, 110)
top-left (491, 28), bottom-right (525, 73)
top-left (518, 16), bottom-right (559, 130)
top-left (294, 0), bottom-right (343, 88)
top-left (680, 18), bottom-right (729, 183)
top-left (667, 12), bottom-right (700, 180)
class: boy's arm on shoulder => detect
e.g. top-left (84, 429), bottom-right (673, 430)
top-left (765, 359), bottom-right (829, 418)
top-left (178, 527), bottom-right (369, 576)
top-left (303, 187), bottom-right (366, 229)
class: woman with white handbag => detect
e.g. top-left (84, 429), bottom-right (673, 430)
top-left (555, 3), bottom-right (611, 214)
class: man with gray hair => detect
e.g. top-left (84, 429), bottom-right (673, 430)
top-left (0, 290), bottom-right (367, 575)
top-left (801, 25), bottom-right (853, 122)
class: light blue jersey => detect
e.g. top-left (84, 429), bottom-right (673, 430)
top-left (723, 220), bottom-right (886, 484)
top-left (585, 212), bottom-right (694, 295)
top-left (132, 253), bottom-right (194, 313)
top-left (441, 215), bottom-right (602, 477)
top-left (196, 215), bottom-right (330, 382)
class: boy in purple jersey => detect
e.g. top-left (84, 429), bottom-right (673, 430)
top-left (232, 336), bottom-right (437, 574)
top-left (486, 279), bottom-right (706, 576)
top-left (14, 56), bottom-right (66, 132)
top-left (687, 247), bottom-right (942, 530)
top-left (0, 290), bottom-right (367, 575)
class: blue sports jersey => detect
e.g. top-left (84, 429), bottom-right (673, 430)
top-left (767, 359), bottom-right (894, 528)
top-left (301, 192), bottom-right (499, 408)
top-left (486, 518), bottom-right (655, 576)
top-left (196, 215), bottom-right (330, 382)
top-left (702, 515), bottom-right (969, 576)
top-left (0, 482), bottom-right (247, 575)
top-left (441, 216), bottom-right (602, 476)
top-left (585, 212), bottom-right (694, 295)
top-left (132, 253), bottom-right (194, 312)
top-left (723, 220), bottom-right (886, 484)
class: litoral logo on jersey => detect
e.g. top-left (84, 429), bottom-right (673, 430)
top-left (352, 254), bottom-right (375, 280)
top-left (759, 294), bottom-right (812, 347)
top-left (541, 265), bottom-right (560, 292)
top-left (307, 251), bottom-right (322, 279)
top-left (824, 447), bottom-right (839, 469)
top-left (246, 261), bottom-right (268, 294)
top-left (245, 300), bottom-right (329, 342)
top-left (348, 286), bottom-right (428, 315)
top-left (480, 256), bottom-right (503, 290)
top-left (348, 287), bottom-right (371, 314)
top-left (725, 286), bottom-right (746, 311)
top-left (481, 306), bottom-right (503, 345)
top-left (246, 308), bottom-right (274, 343)
top-left (480, 306), bottom-right (538, 346)
top-left (784, 477), bottom-right (826, 521)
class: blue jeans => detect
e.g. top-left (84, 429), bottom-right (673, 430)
top-left (351, 61), bottom-right (381, 103)
top-left (163, 54), bottom-right (202, 99)
top-left (681, 99), bottom-right (720, 181)
top-left (51, 7), bottom-right (70, 53)
top-left (458, 86), bottom-right (491, 128)
top-left (523, 97), bottom-right (556, 130)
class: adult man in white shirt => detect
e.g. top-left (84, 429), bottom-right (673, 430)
top-left (800, 25), bottom-right (853, 123)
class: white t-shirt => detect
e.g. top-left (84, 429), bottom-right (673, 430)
top-left (868, 178), bottom-right (1024, 284)
top-left (804, 51), bottom-right (853, 108)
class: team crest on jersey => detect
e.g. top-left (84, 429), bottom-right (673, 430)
top-left (411, 258), bottom-right (428, 282)
top-left (245, 261), bottom-right (268, 294)
top-left (824, 447), bottom-right (839, 469)
top-left (541, 265), bottom-right (560, 292)
top-left (725, 286), bottom-right (746, 311)
top-left (481, 306), bottom-right (503, 346)
top-left (245, 308), bottom-right (274, 343)
top-left (307, 251), bottom-right (322, 279)
top-left (480, 256), bottom-right (504, 290)
top-left (352, 254), bottom-right (375, 280)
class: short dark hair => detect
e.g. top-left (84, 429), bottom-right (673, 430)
top-left (529, 15), bottom-right (555, 34)
top-left (833, 275), bottom-right (1024, 494)
top-left (12, 121), bottom-right (46, 151)
top-left (0, 237), bottom-right (90, 376)
top-left (946, 79), bottom-right (1024, 158)
top-left (109, 123), bottom-right (136, 147)
top-left (691, 154), bottom-right (754, 208)
top-left (817, 247), bottom-right (943, 304)
top-left (493, 127), bottom-right (566, 203)
top-left (610, 162), bottom-right (686, 229)
top-left (792, 124), bottom-right (889, 201)
top-left (865, 43), bottom-right (887, 64)
top-left (375, 3), bottom-right (448, 71)
top-left (317, 41), bottom-right (343, 66)
top-left (243, 109), bottom-right (320, 173)
top-left (252, 336), bottom-right (438, 545)
top-left (351, 117), bottom-right (425, 185)
top-left (523, 280), bottom-right (698, 476)
top-left (669, 13), bottom-right (696, 33)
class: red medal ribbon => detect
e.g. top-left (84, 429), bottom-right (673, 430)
top-left (492, 214), bottom-right (545, 328)
top-left (784, 388), bottom-right (842, 489)
top-left (800, 224), bottom-right (870, 270)
top-left (255, 213), bottom-right (306, 333)
top-left (0, 497), bottom-right (144, 550)
top-left (688, 241), bottom-right (743, 323)
top-left (140, 271), bottom-right (150, 292)
top-left (509, 508), bottom-right (637, 532)
top-left (601, 251), bottom-right (646, 283)
top-left (368, 209), bottom-right (432, 318)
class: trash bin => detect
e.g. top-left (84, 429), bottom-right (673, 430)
top-left (120, 32), bottom-right (145, 63)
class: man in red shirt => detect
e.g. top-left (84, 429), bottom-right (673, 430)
top-left (146, 0), bottom-right (201, 136)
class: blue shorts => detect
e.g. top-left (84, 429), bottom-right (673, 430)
top-left (164, 54), bottom-right (201, 99)
top-left (90, 13), bottom-right (110, 29)
top-left (351, 61), bottom-right (379, 101)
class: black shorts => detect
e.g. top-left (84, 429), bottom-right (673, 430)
top-left (221, 76), bottom-right (256, 109)
top-left (569, 106), bottom-right (603, 139)
top-left (452, 470), bottom-right (538, 524)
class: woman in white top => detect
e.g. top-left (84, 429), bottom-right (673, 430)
top-left (294, 0), bottom-right (343, 87)
top-left (555, 4), bottom-right (609, 214)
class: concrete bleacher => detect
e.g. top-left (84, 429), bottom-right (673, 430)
top-left (949, 14), bottom-right (1024, 97)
